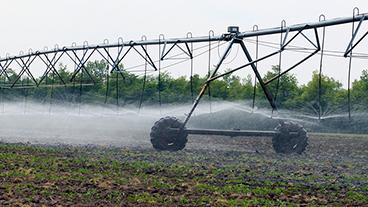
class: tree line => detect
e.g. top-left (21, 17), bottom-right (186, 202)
top-left (1, 60), bottom-right (368, 115)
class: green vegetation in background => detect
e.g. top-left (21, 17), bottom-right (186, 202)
top-left (1, 60), bottom-right (367, 115)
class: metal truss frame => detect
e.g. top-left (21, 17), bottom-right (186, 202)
top-left (0, 13), bottom-right (368, 124)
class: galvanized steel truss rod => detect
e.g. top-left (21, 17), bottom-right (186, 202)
top-left (182, 26), bottom-right (321, 127)
top-left (0, 14), bottom-right (368, 87)
top-left (0, 44), bottom-right (160, 88)
top-left (0, 13), bottom-right (366, 111)
top-left (1, 13), bottom-right (368, 63)
top-left (0, 14), bottom-right (365, 89)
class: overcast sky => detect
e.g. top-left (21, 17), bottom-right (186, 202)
top-left (1, 0), bottom-right (368, 87)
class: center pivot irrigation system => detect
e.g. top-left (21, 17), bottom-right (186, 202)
top-left (1, 8), bottom-right (368, 153)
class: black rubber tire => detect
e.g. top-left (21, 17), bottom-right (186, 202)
top-left (150, 116), bottom-right (188, 151)
top-left (272, 121), bottom-right (308, 154)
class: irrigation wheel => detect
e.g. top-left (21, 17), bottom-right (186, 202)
top-left (150, 116), bottom-right (188, 151)
top-left (272, 121), bottom-right (308, 154)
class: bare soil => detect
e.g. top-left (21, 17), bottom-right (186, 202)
top-left (0, 133), bottom-right (367, 206)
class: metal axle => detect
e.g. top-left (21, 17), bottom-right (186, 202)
top-left (151, 118), bottom-right (308, 153)
top-left (185, 128), bottom-right (278, 137)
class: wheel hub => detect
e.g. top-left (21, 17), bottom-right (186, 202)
top-left (150, 116), bottom-right (188, 151)
top-left (272, 121), bottom-right (308, 154)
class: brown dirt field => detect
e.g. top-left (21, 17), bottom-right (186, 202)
top-left (0, 133), bottom-right (367, 206)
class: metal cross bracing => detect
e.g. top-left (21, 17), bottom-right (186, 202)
top-left (2, 8), bottom-right (368, 153)
top-left (0, 12), bottom-right (366, 101)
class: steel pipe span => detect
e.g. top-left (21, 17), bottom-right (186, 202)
top-left (1, 13), bottom-right (368, 62)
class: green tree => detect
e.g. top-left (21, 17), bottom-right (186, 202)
top-left (351, 69), bottom-right (368, 110)
top-left (256, 65), bottom-right (300, 109)
top-left (299, 71), bottom-right (346, 115)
